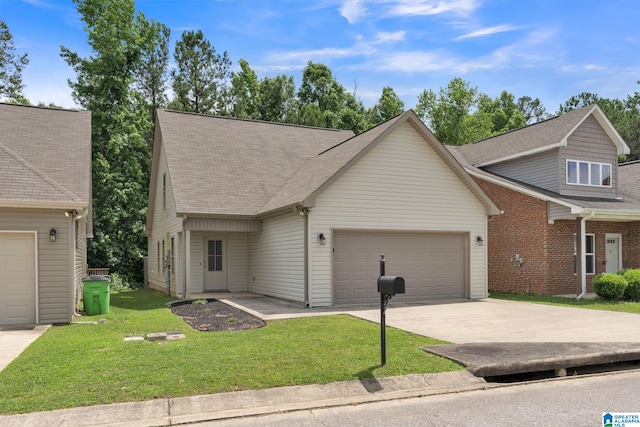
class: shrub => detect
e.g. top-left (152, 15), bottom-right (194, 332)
top-left (592, 273), bottom-right (628, 300)
top-left (623, 269), bottom-right (640, 301)
top-left (109, 273), bottom-right (141, 293)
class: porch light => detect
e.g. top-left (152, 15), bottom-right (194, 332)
top-left (476, 235), bottom-right (484, 246)
top-left (318, 233), bottom-right (326, 245)
top-left (49, 228), bottom-right (57, 242)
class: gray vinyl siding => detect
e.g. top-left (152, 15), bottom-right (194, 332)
top-left (484, 149), bottom-right (560, 193)
top-left (247, 212), bottom-right (305, 302)
top-left (548, 202), bottom-right (575, 222)
top-left (309, 122), bottom-right (488, 306)
top-left (560, 116), bottom-right (619, 198)
top-left (227, 233), bottom-right (248, 292)
top-left (147, 143), bottom-right (184, 294)
top-left (188, 233), bottom-right (203, 295)
top-left (0, 209), bottom-right (72, 324)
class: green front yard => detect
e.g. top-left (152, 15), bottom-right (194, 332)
top-left (0, 289), bottom-right (460, 415)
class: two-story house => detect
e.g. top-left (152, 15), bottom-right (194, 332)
top-left (448, 105), bottom-right (640, 297)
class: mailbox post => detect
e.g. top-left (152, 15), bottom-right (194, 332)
top-left (377, 254), bottom-right (405, 366)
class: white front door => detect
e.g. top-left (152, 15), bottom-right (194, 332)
top-left (204, 238), bottom-right (227, 291)
top-left (605, 235), bottom-right (621, 274)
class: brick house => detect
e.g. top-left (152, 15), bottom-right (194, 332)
top-left (448, 105), bottom-right (640, 296)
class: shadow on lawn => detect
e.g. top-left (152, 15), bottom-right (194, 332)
top-left (109, 289), bottom-right (177, 311)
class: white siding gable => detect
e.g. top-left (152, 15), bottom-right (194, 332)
top-left (309, 122), bottom-right (488, 305)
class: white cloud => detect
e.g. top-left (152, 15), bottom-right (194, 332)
top-left (340, 0), bottom-right (367, 23)
top-left (387, 0), bottom-right (481, 17)
top-left (455, 24), bottom-right (519, 40)
top-left (373, 50), bottom-right (458, 72)
top-left (373, 31), bottom-right (406, 43)
top-left (585, 64), bottom-right (605, 71)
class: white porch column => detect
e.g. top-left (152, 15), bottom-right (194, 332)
top-left (185, 229), bottom-right (191, 299)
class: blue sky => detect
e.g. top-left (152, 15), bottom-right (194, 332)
top-left (1, 0), bottom-right (639, 114)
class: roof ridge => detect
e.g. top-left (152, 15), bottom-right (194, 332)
top-left (0, 102), bottom-right (84, 113)
top-left (160, 109), bottom-right (352, 133)
top-left (0, 141), bottom-right (81, 201)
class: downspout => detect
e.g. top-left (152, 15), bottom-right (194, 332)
top-left (303, 209), bottom-right (309, 307)
top-left (181, 215), bottom-right (188, 299)
top-left (577, 211), bottom-right (596, 300)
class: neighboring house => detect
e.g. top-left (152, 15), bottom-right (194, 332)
top-left (448, 105), bottom-right (640, 297)
top-left (0, 103), bottom-right (92, 326)
top-left (146, 109), bottom-right (500, 306)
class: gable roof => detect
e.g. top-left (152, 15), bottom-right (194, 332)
top-left (155, 110), bottom-right (354, 217)
top-left (0, 103), bottom-right (92, 208)
top-left (260, 110), bottom-right (500, 216)
top-left (456, 105), bottom-right (629, 167)
top-left (152, 109), bottom-right (500, 222)
top-left (450, 145), bottom-right (640, 220)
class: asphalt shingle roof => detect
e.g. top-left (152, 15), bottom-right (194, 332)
top-left (157, 110), bottom-right (354, 216)
top-left (456, 105), bottom-right (596, 166)
top-left (0, 103), bottom-right (91, 205)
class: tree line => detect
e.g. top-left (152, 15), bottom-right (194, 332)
top-left (2, 0), bottom-right (639, 285)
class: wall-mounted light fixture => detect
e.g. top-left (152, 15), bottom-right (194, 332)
top-left (476, 235), bottom-right (484, 246)
top-left (318, 233), bottom-right (326, 245)
top-left (49, 228), bottom-right (57, 242)
top-left (298, 207), bottom-right (309, 216)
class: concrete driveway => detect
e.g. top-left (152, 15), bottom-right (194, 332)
top-left (221, 295), bottom-right (640, 343)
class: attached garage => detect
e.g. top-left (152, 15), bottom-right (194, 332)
top-left (333, 231), bottom-right (468, 304)
top-left (0, 232), bottom-right (37, 325)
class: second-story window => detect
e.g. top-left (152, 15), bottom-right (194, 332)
top-left (567, 160), bottom-right (611, 187)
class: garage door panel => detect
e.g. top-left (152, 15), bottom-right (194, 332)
top-left (333, 231), bottom-right (467, 304)
top-left (0, 233), bottom-right (36, 325)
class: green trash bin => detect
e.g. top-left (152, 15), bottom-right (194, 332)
top-left (83, 275), bottom-right (110, 315)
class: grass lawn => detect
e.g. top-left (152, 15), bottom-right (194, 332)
top-left (490, 291), bottom-right (640, 314)
top-left (0, 289), bottom-right (461, 415)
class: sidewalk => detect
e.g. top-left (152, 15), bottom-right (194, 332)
top-left (0, 371), bottom-right (487, 427)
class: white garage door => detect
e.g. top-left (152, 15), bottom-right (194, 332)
top-left (333, 231), bottom-right (467, 305)
top-left (0, 233), bottom-right (36, 325)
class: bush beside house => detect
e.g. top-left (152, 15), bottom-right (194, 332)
top-left (591, 269), bottom-right (640, 301)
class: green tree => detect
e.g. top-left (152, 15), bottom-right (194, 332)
top-left (230, 59), bottom-right (260, 119)
top-left (135, 18), bottom-right (170, 124)
top-left (475, 91), bottom-right (526, 134)
top-left (258, 74), bottom-right (297, 123)
top-left (369, 86), bottom-right (404, 125)
top-left (338, 91), bottom-right (370, 134)
top-left (0, 19), bottom-right (29, 101)
top-left (61, 0), bottom-right (160, 285)
top-left (170, 30), bottom-right (231, 115)
top-left (517, 96), bottom-right (548, 124)
top-left (297, 61), bottom-right (346, 128)
top-left (415, 77), bottom-right (478, 145)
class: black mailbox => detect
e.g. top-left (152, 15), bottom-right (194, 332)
top-left (377, 276), bottom-right (405, 294)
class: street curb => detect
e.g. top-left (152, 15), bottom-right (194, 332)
top-left (0, 371), bottom-right (486, 427)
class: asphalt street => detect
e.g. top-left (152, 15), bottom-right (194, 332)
top-left (196, 370), bottom-right (640, 427)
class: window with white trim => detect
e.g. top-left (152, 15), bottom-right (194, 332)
top-left (566, 160), bottom-right (611, 187)
top-left (574, 234), bottom-right (595, 275)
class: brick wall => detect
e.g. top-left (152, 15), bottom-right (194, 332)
top-left (475, 179), bottom-right (551, 294)
top-left (476, 177), bottom-right (640, 295)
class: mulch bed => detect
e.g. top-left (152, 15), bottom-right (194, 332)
top-left (170, 300), bottom-right (266, 332)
